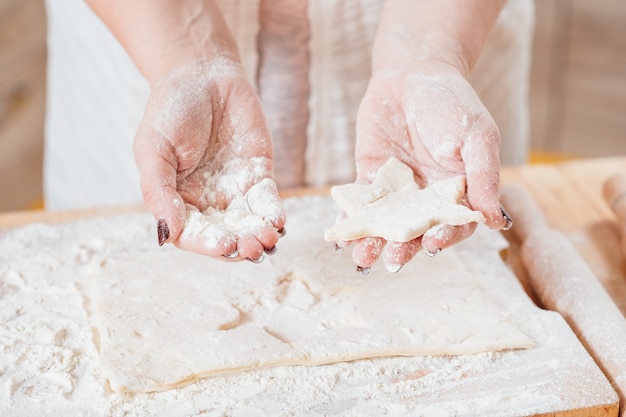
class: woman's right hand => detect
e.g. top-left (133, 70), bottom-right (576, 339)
top-left (85, 1), bottom-right (284, 261)
top-left (134, 57), bottom-right (285, 262)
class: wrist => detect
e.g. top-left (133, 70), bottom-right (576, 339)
top-left (372, 0), bottom-right (506, 78)
top-left (145, 28), bottom-right (241, 87)
top-left (372, 29), bottom-right (470, 78)
top-left (87, 0), bottom-right (241, 87)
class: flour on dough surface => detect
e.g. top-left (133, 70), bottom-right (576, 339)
top-left (1, 200), bottom-right (614, 417)
top-left (87, 196), bottom-right (532, 393)
top-left (324, 157), bottom-right (485, 242)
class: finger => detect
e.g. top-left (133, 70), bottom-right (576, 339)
top-left (182, 225), bottom-right (275, 263)
top-left (174, 206), bottom-right (239, 258)
top-left (381, 239), bottom-right (422, 273)
top-left (174, 233), bottom-right (239, 259)
top-left (461, 118), bottom-right (507, 229)
top-left (421, 223), bottom-right (477, 255)
top-left (332, 239), bottom-right (351, 254)
top-left (251, 224), bottom-right (280, 256)
top-left (246, 178), bottom-right (286, 233)
top-left (236, 234), bottom-right (265, 263)
top-left (133, 126), bottom-right (187, 244)
top-left (351, 237), bottom-right (386, 273)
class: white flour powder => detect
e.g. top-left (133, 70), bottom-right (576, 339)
top-left (0, 197), bottom-right (615, 416)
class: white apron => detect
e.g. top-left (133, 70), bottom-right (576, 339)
top-left (44, 0), bottom-right (534, 210)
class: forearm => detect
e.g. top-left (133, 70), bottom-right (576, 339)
top-left (86, 0), bottom-right (239, 85)
top-left (373, 0), bottom-right (506, 76)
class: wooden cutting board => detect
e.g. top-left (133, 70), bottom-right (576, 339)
top-left (1, 157), bottom-right (625, 416)
top-left (500, 156), bottom-right (626, 417)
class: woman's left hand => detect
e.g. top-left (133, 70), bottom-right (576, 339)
top-left (347, 61), bottom-right (509, 272)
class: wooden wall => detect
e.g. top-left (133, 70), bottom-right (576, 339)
top-left (0, 0), bottom-right (46, 211)
top-left (529, 0), bottom-right (626, 158)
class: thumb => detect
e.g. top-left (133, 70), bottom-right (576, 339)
top-left (133, 126), bottom-right (187, 245)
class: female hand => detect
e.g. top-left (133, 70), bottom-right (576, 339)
top-left (134, 57), bottom-right (285, 262)
top-left (348, 61), bottom-right (510, 272)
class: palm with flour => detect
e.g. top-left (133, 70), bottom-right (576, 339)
top-left (134, 58), bottom-right (285, 261)
top-left (351, 63), bottom-right (506, 270)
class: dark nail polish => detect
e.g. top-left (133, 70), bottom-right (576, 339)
top-left (500, 205), bottom-right (513, 231)
top-left (277, 228), bottom-right (286, 238)
top-left (356, 265), bottom-right (370, 276)
top-left (264, 246), bottom-right (277, 255)
top-left (157, 219), bottom-right (169, 246)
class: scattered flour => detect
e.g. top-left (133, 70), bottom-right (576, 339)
top-left (0, 197), bottom-right (616, 416)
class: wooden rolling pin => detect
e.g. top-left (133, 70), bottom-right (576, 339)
top-left (501, 184), bottom-right (626, 416)
top-left (603, 174), bottom-right (626, 259)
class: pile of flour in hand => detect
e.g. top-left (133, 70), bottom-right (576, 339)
top-left (0, 196), bottom-right (569, 417)
top-left (177, 154), bottom-right (284, 255)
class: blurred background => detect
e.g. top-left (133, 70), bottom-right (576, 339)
top-left (0, 0), bottom-right (625, 212)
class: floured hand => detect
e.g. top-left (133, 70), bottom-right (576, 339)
top-left (347, 62), bottom-right (509, 272)
top-left (134, 57), bottom-right (285, 262)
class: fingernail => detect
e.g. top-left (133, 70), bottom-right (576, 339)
top-left (157, 219), bottom-right (169, 246)
top-left (424, 248), bottom-right (441, 257)
top-left (356, 265), bottom-right (370, 276)
top-left (222, 249), bottom-right (239, 259)
top-left (333, 242), bottom-right (344, 254)
top-left (277, 228), bottom-right (286, 238)
top-left (500, 205), bottom-right (513, 231)
top-left (385, 264), bottom-right (403, 273)
top-left (264, 246), bottom-right (277, 255)
top-left (247, 254), bottom-right (265, 264)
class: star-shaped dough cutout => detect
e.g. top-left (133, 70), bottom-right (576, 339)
top-left (324, 158), bottom-right (486, 242)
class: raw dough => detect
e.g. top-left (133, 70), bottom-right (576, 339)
top-left (88, 196), bottom-right (533, 393)
top-left (324, 157), bottom-right (485, 242)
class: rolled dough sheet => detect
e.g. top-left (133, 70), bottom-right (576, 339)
top-left (87, 196), bottom-right (535, 393)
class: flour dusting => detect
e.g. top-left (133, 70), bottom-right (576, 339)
top-left (0, 197), bottom-right (616, 416)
